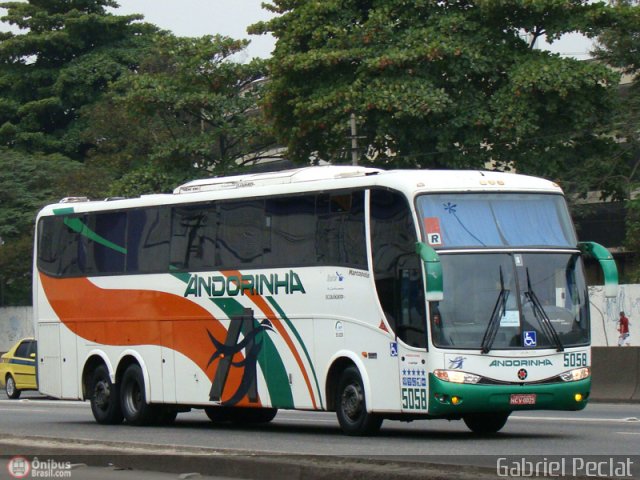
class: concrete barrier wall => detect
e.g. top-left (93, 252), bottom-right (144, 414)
top-left (590, 347), bottom-right (640, 402)
top-left (0, 307), bottom-right (34, 352)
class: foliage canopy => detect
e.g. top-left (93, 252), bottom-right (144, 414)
top-left (0, 0), bottom-right (156, 158)
top-left (251, 0), bottom-right (626, 197)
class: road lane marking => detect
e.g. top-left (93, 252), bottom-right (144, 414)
top-left (0, 399), bottom-right (88, 407)
top-left (511, 415), bottom-right (640, 424)
top-left (0, 407), bottom-right (49, 413)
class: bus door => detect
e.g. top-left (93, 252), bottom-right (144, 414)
top-left (395, 255), bottom-right (429, 414)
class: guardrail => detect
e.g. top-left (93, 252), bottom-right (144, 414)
top-left (591, 347), bottom-right (640, 403)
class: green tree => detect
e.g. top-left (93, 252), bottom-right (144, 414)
top-left (0, 148), bottom-right (100, 305)
top-left (250, 0), bottom-right (626, 196)
top-left (0, 0), bottom-right (157, 159)
top-left (82, 34), bottom-right (277, 196)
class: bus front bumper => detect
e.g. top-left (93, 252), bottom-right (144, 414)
top-left (428, 374), bottom-right (590, 417)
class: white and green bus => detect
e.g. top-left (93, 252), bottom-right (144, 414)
top-left (33, 166), bottom-right (617, 435)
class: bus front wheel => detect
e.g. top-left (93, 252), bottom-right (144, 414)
top-left (335, 366), bottom-right (382, 436)
top-left (120, 364), bottom-right (156, 426)
top-left (89, 365), bottom-right (123, 424)
top-left (463, 412), bottom-right (510, 434)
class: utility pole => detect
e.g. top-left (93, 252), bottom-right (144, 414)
top-left (350, 113), bottom-right (358, 166)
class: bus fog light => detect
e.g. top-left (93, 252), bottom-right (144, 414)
top-left (575, 393), bottom-right (583, 402)
top-left (451, 396), bottom-right (462, 405)
top-left (434, 369), bottom-right (481, 384)
top-left (560, 367), bottom-right (590, 382)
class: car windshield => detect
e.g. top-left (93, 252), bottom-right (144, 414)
top-left (416, 193), bottom-right (576, 249)
top-left (430, 253), bottom-right (590, 350)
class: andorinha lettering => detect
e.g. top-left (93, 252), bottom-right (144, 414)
top-left (489, 359), bottom-right (553, 367)
top-left (184, 270), bottom-right (306, 297)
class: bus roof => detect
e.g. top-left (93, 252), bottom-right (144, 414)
top-left (39, 166), bottom-right (563, 217)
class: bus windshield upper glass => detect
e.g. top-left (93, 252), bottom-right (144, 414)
top-left (416, 193), bottom-right (576, 249)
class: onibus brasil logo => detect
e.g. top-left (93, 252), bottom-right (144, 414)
top-left (7, 456), bottom-right (72, 479)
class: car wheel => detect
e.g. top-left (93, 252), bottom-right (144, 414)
top-left (120, 364), bottom-right (156, 426)
top-left (463, 412), bottom-right (510, 434)
top-left (5, 375), bottom-right (20, 399)
top-left (89, 365), bottom-right (123, 424)
top-left (335, 366), bottom-right (382, 436)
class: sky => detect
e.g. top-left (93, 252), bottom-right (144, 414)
top-left (114, 0), bottom-right (278, 60)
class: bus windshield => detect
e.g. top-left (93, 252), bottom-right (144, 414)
top-left (429, 253), bottom-right (590, 350)
top-left (416, 193), bottom-right (576, 249)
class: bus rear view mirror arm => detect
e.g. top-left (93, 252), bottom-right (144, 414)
top-left (578, 241), bottom-right (618, 298)
top-left (416, 242), bottom-right (443, 302)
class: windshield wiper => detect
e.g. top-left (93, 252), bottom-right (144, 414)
top-left (524, 268), bottom-right (564, 352)
top-left (481, 267), bottom-right (509, 354)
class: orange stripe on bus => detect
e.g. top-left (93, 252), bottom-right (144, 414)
top-left (39, 273), bottom-right (257, 407)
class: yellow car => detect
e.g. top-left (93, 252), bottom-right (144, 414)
top-left (0, 338), bottom-right (37, 399)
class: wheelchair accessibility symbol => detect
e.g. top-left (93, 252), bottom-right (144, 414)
top-left (523, 331), bottom-right (537, 347)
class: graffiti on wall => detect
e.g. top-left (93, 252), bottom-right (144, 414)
top-left (589, 285), bottom-right (639, 346)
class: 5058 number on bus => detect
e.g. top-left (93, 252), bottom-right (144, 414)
top-left (401, 387), bottom-right (427, 410)
top-left (563, 352), bottom-right (588, 368)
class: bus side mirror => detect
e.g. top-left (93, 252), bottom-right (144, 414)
top-left (578, 241), bottom-right (618, 298)
top-left (416, 242), bottom-right (443, 301)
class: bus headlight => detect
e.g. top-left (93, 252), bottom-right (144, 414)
top-left (560, 367), bottom-right (590, 382)
top-left (434, 369), bottom-right (481, 384)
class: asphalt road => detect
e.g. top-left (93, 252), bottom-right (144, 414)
top-left (0, 392), bottom-right (638, 479)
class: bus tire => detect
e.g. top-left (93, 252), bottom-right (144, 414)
top-left (204, 406), bottom-right (231, 423)
top-left (232, 407), bottom-right (278, 424)
top-left (120, 364), bottom-right (156, 426)
top-left (5, 375), bottom-right (20, 399)
top-left (204, 406), bottom-right (277, 424)
top-left (335, 366), bottom-right (382, 436)
top-left (463, 412), bottom-right (510, 434)
top-left (89, 365), bottom-right (123, 424)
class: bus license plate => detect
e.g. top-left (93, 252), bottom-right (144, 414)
top-left (510, 394), bottom-right (536, 405)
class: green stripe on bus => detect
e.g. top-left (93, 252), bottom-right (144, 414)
top-left (211, 297), bottom-right (294, 408)
top-left (63, 217), bottom-right (127, 254)
top-left (266, 296), bottom-right (324, 409)
top-left (53, 207), bottom-right (75, 215)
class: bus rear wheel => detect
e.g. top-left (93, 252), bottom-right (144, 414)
top-left (120, 364), bottom-right (156, 426)
top-left (335, 366), bottom-right (382, 436)
top-left (463, 412), bottom-right (510, 434)
top-left (89, 365), bottom-right (123, 424)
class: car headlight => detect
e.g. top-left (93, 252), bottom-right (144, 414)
top-left (434, 369), bottom-right (481, 384)
top-left (560, 367), bottom-right (590, 382)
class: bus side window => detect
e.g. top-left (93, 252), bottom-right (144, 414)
top-left (264, 195), bottom-right (316, 267)
top-left (316, 191), bottom-right (367, 268)
top-left (370, 189), bottom-right (427, 348)
top-left (170, 204), bottom-right (217, 271)
top-left (127, 207), bottom-right (170, 274)
top-left (217, 200), bottom-right (265, 267)
top-left (85, 212), bottom-right (127, 274)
